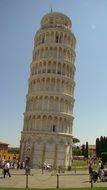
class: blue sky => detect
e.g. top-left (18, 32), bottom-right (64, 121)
top-left (0, 0), bottom-right (107, 147)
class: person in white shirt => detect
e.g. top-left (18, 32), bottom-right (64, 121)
top-left (3, 161), bottom-right (11, 178)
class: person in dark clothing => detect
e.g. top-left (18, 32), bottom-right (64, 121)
top-left (89, 163), bottom-right (93, 182)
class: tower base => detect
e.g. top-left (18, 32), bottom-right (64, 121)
top-left (20, 131), bottom-right (73, 169)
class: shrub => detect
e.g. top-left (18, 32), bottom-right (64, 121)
top-left (101, 152), bottom-right (107, 164)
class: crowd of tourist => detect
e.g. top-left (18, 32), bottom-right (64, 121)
top-left (0, 159), bottom-right (26, 170)
top-left (88, 159), bottom-right (107, 183)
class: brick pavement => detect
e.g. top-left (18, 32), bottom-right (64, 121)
top-left (0, 169), bottom-right (107, 188)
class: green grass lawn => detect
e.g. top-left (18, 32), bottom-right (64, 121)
top-left (0, 188), bottom-right (107, 190)
top-left (72, 160), bottom-right (89, 171)
top-left (72, 159), bottom-right (107, 171)
top-left (72, 160), bottom-right (88, 167)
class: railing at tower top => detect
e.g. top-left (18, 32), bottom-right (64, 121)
top-left (37, 24), bottom-right (71, 32)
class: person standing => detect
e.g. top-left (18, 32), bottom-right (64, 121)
top-left (97, 161), bottom-right (104, 181)
top-left (89, 163), bottom-right (93, 182)
top-left (3, 161), bottom-right (11, 178)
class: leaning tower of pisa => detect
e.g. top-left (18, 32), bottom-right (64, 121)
top-left (20, 11), bottom-right (76, 169)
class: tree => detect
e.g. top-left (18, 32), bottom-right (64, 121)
top-left (8, 147), bottom-right (19, 154)
top-left (101, 152), bottom-right (107, 164)
top-left (72, 146), bottom-right (81, 156)
top-left (85, 142), bottom-right (89, 158)
top-left (96, 138), bottom-right (100, 157)
top-left (100, 136), bottom-right (105, 154)
top-left (81, 144), bottom-right (85, 156)
top-left (73, 137), bottom-right (80, 144)
top-left (96, 136), bottom-right (107, 158)
top-left (105, 137), bottom-right (107, 152)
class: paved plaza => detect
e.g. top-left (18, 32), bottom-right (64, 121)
top-left (0, 169), bottom-right (107, 188)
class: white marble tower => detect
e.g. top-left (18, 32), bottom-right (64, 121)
top-left (20, 11), bottom-right (76, 169)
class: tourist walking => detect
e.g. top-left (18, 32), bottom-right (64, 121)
top-left (3, 161), bottom-right (11, 178)
top-left (97, 161), bottom-right (104, 181)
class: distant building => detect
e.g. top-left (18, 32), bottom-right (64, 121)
top-left (20, 11), bottom-right (76, 169)
top-left (0, 142), bottom-right (8, 160)
top-left (0, 141), bottom-right (19, 161)
top-left (88, 145), bottom-right (96, 157)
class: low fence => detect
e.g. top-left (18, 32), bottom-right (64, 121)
top-left (0, 168), bottom-right (107, 188)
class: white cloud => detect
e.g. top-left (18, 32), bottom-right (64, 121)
top-left (91, 24), bottom-right (96, 30)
